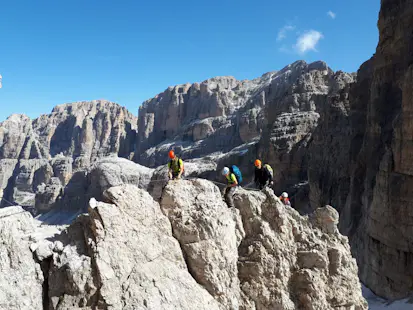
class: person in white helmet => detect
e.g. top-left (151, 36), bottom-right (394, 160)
top-left (222, 166), bottom-right (238, 208)
top-left (279, 192), bottom-right (291, 206)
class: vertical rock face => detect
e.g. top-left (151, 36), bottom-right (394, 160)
top-left (308, 0), bottom-right (413, 300)
top-left (0, 100), bottom-right (137, 212)
top-left (135, 62), bottom-right (354, 202)
top-left (348, 0), bottom-right (413, 298)
top-left (0, 64), bottom-right (356, 215)
top-left (307, 80), bottom-right (354, 213)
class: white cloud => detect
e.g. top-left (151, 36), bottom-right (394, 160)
top-left (277, 25), bottom-right (296, 41)
top-left (327, 11), bottom-right (336, 19)
top-left (294, 30), bottom-right (323, 54)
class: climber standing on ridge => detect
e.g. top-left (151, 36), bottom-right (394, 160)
top-left (254, 159), bottom-right (274, 190)
top-left (167, 150), bottom-right (184, 180)
top-left (279, 192), bottom-right (291, 206)
top-left (222, 165), bottom-right (242, 208)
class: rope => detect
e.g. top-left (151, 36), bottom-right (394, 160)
top-left (1, 196), bottom-right (18, 207)
top-left (185, 176), bottom-right (262, 191)
top-left (0, 195), bottom-right (32, 220)
top-left (148, 178), bottom-right (170, 183)
top-left (0, 210), bottom-right (30, 220)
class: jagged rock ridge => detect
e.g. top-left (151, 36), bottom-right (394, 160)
top-left (0, 179), bottom-right (367, 309)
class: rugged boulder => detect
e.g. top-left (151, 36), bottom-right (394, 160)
top-left (161, 179), bottom-right (244, 309)
top-left (45, 185), bottom-right (220, 310)
top-left (149, 158), bottom-right (217, 201)
top-left (35, 157), bottom-right (155, 224)
top-left (161, 179), bottom-right (367, 309)
top-left (86, 157), bottom-right (154, 201)
top-left (234, 187), bottom-right (366, 310)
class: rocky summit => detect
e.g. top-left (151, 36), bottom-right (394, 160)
top-left (0, 179), bottom-right (367, 310)
top-left (1, 0), bottom-right (413, 307)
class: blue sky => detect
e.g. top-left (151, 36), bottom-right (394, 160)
top-left (0, 0), bottom-right (380, 121)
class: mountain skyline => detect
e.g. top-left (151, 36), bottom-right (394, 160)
top-left (0, 0), bottom-right (380, 121)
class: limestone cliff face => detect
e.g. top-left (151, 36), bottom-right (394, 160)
top-left (308, 0), bottom-right (413, 299)
top-left (135, 61), bottom-right (354, 201)
top-left (0, 100), bottom-right (137, 211)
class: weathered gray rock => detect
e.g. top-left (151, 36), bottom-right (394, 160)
top-left (0, 178), bottom-right (368, 310)
top-left (86, 156), bottom-right (154, 201)
top-left (35, 177), bottom-right (62, 212)
top-left (149, 158), bottom-right (217, 201)
top-left (0, 114), bottom-right (34, 159)
top-left (234, 187), bottom-right (367, 310)
top-left (310, 205), bottom-right (339, 234)
top-left (47, 185), bottom-right (221, 310)
top-left (0, 206), bottom-right (44, 310)
top-left (36, 157), bottom-right (155, 223)
top-left (161, 179), bottom-right (244, 309)
top-left (2, 1), bottom-right (411, 301)
top-left (159, 179), bottom-right (367, 310)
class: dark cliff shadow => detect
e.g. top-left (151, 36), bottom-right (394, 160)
top-left (50, 116), bottom-right (80, 157)
top-left (36, 171), bottom-right (88, 225)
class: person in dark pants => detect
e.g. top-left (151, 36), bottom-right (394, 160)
top-left (254, 159), bottom-right (273, 190)
top-left (222, 167), bottom-right (238, 208)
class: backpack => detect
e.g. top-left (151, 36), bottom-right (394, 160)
top-left (230, 165), bottom-right (242, 184)
top-left (264, 164), bottom-right (273, 178)
top-left (169, 157), bottom-right (184, 173)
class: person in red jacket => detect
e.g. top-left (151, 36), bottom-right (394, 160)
top-left (279, 192), bottom-right (291, 206)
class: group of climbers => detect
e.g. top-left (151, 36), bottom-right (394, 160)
top-left (166, 150), bottom-right (291, 208)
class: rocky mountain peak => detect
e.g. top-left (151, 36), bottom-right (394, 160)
top-left (0, 100), bottom-right (138, 209)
